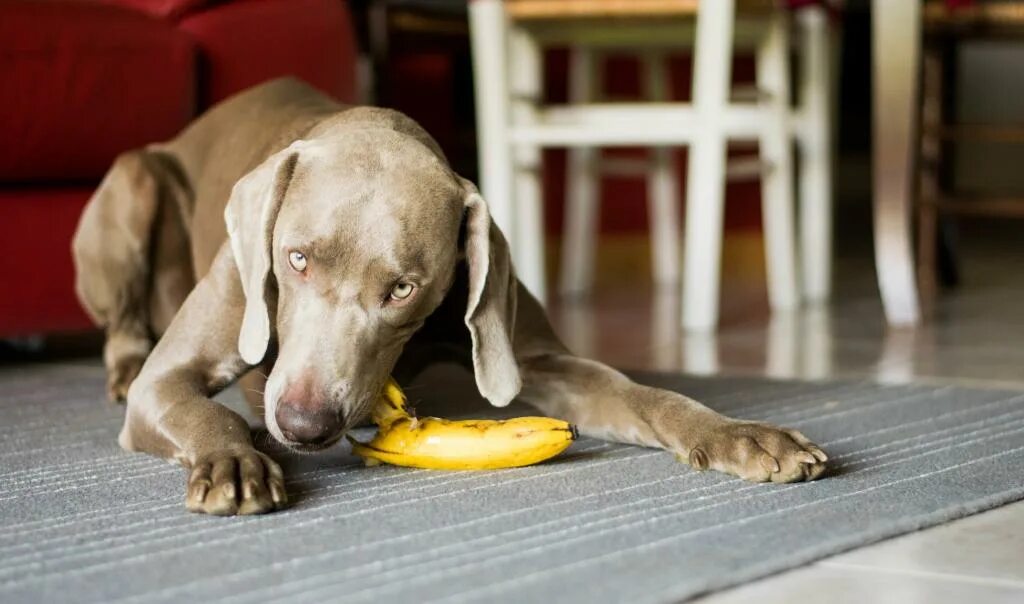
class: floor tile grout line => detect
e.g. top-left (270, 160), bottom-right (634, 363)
top-left (818, 560), bottom-right (1024, 590)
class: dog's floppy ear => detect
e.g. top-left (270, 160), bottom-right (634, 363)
top-left (224, 142), bottom-right (303, 365)
top-left (460, 179), bottom-right (522, 407)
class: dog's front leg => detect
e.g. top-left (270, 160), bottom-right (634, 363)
top-left (518, 353), bottom-right (828, 483)
top-left (123, 250), bottom-right (286, 515)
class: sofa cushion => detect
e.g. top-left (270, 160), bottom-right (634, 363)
top-left (180, 0), bottom-right (357, 105)
top-left (0, 1), bottom-right (196, 182)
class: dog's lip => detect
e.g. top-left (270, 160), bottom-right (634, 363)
top-left (276, 430), bottom-right (346, 453)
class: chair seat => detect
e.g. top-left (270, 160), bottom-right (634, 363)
top-left (925, 124), bottom-right (1024, 143)
top-left (922, 194), bottom-right (1024, 218)
top-left (924, 1), bottom-right (1024, 34)
top-left (505, 0), bottom-right (776, 21)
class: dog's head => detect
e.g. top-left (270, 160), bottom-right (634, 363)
top-left (223, 130), bottom-right (520, 451)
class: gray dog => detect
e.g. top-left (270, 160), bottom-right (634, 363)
top-left (72, 79), bottom-right (827, 516)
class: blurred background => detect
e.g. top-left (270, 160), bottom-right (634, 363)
top-left (1, 0), bottom-right (1022, 388)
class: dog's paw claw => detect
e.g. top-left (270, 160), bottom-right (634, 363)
top-left (687, 447), bottom-right (710, 471)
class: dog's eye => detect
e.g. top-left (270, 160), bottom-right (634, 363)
top-left (390, 282), bottom-right (415, 301)
top-left (288, 251), bottom-right (307, 272)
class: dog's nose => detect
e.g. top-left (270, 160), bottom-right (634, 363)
top-left (275, 402), bottom-right (341, 445)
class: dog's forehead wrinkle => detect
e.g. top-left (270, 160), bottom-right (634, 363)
top-left (283, 149), bottom-right (462, 239)
top-left (296, 198), bottom-right (453, 277)
top-left (281, 197), bottom-right (399, 256)
top-left (300, 131), bottom-right (450, 180)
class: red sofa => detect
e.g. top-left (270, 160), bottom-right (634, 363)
top-left (0, 0), bottom-right (357, 337)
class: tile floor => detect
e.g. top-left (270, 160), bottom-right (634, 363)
top-left (545, 219), bottom-right (1024, 602)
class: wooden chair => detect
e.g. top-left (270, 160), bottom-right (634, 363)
top-left (917, 0), bottom-right (1024, 306)
top-left (468, 0), bottom-right (834, 331)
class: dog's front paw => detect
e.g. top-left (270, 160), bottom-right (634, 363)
top-left (186, 449), bottom-right (287, 515)
top-left (687, 421), bottom-right (828, 483)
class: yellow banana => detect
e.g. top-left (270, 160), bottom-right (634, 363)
top-left (347, 378), bottom-right (577, 470)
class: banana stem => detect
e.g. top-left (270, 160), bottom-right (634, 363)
top-left (370, 378), bottom-right (415, 428)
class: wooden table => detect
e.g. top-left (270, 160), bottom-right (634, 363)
top-left (872, 0), bottom-right (922, 326)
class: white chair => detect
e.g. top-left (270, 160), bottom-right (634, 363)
top-left (559, 48), bottom-right (684, 299)
top-left (469, 0), bottom-right (833, 330)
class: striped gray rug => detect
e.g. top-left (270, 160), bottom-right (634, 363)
top-left (2, 362), bottom-right (1023, 604)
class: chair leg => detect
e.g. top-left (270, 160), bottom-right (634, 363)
top-left (560, 48), bottom-right (601, 298)
top-left (683, 332), bottom-right (719, 375)
top-left (797, 6), bottom-right (833, 303)
top-left (917, 47), bottom-right (943, 314)
top-left (643, 51), bottom-right (682, 290)
top-left (757, 11), bottom-right (800, 313)
top-left (936, 216), bottom-right (960, 288)
top-left (936, 43), bottom-right (960, 290)
top-left (468, 0), bottom-right (516, 241)
top-left (682, 0), bottom-right (734, 331)
top-left (766, 311), bottom-right (799, 379)
top-left (509, 26), bottom-right (547, 304)
top-left (514, 158), bottom-right (546, 303)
